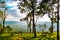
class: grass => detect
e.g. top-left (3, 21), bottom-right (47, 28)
top-left (0, 32), bottom-right (59, 40)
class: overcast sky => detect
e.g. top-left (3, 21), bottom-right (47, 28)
top-left (0, 0), bottom-right (59, 22)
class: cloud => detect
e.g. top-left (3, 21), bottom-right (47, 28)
top-left (6, 1), bottom-right (20, 17)
top-left (6, 14), bottom-right (20, 21)
top-left (5, 0), bottom-right (28, 21)
top-left (6, 1), bottom-right (17, 9)
top-left (6, 13), bottom-right (27, 21)
top-left (38, 14), bottom-right (51, 22)
top-left (5, 1), bottom-right (20, 21)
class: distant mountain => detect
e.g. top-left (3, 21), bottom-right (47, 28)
top-left (3, 21), bottom-right (60, 32)
top-left (5, 21), bottom-right (27, 32)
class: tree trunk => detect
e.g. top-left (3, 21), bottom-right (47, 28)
top-left (27, 17), bottom-right (28, 32)
top-left (32, 0), bottom-right (36, 37)
top-left (51, 21), bottom-right (53, 33)
top-left (3, 19), bottom-right (5, 28)
top-left (0, 19), bottom-right (5, 34)
top-left (57, 0), bottom-right (59, 40)
top-left (30, 16), bottom-right (31, 34)
top-left (51, 12), bottom-right (53, 33)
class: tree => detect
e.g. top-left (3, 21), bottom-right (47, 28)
top-left (39, 24), bottom-right (47, 33)
top-left (37, 0), bottom-right (54, 33)
top-left (0, 23), bottom-right (2, 34)
top-left (18, 0), bottom-right (45, 37)
top-left (38, 0), bottom-right (57, 33)
top-left (0, 1), bottom-right (8, 29)
top-left (4, 25), bottom-right (12, 33)
top-left (18, 0), bottom-right (38, 37)
top-left (57, 0), bottom-right (59, 40)
top-left (39, 0), bottom-right (59, 39)
top-left (18, 0), bottom-right (49, 37)
top-left (49, 25), bottom-right (55, 33)
top-left (18, 0), bottom-right (58, 37)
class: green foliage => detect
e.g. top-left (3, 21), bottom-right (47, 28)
top-left (0, 32), bottom-right (59, 40)
top-left (38, 24), bottom-right (47, 32)
top-left (0, 1), bottom-right (8, 29)
top-left (42, 0), bottom-right (49, 3)
top-left (0, 11), bottom-right (3, 17)
top-left (49, 26), bottom-right (55, 33)
top-left (0, 23), bottom-right (2, 31)
top-left (5, 25), bottom-right (12, 31)
top-left (18, 0), bottom-right (50, 17)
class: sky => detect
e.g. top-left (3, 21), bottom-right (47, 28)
top-left (4, 0), bottom-right (27, 21)
top-left (0, 0), bottom-right (59, 22)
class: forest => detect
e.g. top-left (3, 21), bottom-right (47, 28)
top-left (0, 0), bottom-right (60, 40)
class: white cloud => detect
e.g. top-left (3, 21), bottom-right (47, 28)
top-left (38, 14), bottom-right (51, 22)
top-left (6, 14), bottom-right (20, 21)
top-left (6, 1), bottom-right (17, 7)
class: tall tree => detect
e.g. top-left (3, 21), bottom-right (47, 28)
top-left (18, 0), bottom-right (58, 37)
top-left (0, 1), bottom-right (8, 29)
top-left (18, 0), bottom-right (50, 37)
top-left (57, 0), bottom-right (59, 40)
top-left (40, 1), bottom-right (59, 39)
top-left (18, 0), bottom-right (41, 37)
top-left (38, 0), bottom-right (57, 33)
